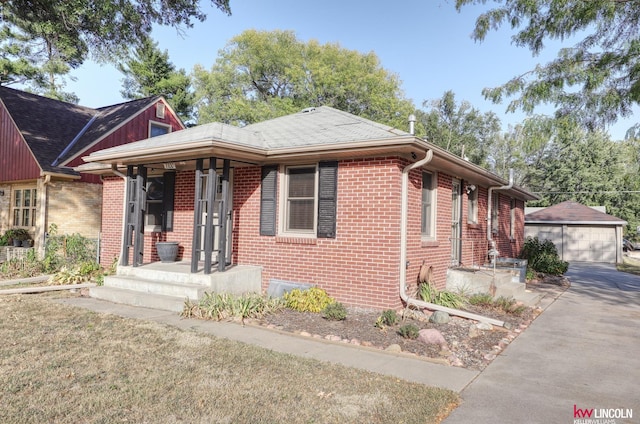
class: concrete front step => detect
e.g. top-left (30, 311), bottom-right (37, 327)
top-left (104, 275), bottom-right (206, 299)
top-left (89, 286), bottom-right (187, 312)
top-left (88, 263), bottom-right (263, 312)
top-left (446, 267), bottom-right (539, 305)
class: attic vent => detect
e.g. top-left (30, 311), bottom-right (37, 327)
top-left (300, 107), bottom-right (316, 114)
top-left (156, 102), bottom-right (166, 119)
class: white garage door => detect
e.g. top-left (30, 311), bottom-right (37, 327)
top-left (564, 226), bottom-right (616, 263)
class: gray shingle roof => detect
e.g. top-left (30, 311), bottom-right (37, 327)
top-left (245, 106), bottom-right (409, 148)
top-left (525, 201), bottom-right (627, 225)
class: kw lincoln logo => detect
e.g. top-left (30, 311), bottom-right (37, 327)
top-left (573, 404), bottom-right (634, 424)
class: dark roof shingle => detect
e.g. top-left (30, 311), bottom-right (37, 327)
top-left (525, 201), bottom-right (627, 224)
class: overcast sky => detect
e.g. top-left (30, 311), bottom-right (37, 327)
top-left (66, 0), bottom-right (636, 139)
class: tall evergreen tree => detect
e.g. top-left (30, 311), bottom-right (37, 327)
top-left (119, 38), bottom-right (194, 122)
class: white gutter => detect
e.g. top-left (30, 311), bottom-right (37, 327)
top-left (400, 149), bottom-right (506, 327)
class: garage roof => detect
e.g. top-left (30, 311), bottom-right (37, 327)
top-left (525, 201), bottom-right (627, 225)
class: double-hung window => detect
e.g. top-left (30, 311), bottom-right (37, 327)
top-left (284, 165), bottom-right (317, 233)
top-left (467, 187), bottom-right (478, 224)
top-left (260, 162), bottom-right (338, 238)
top-left (421, 172), bottom-right (435, 238)
top-left (509, 198), bottom-right (516, 239)
top-left (492, 194), bottom-right (500, 234)
top-left (12, 187), bottom-right (37, 227)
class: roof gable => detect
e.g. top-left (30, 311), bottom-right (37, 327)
top-left (0, 86), bottom-right (96, 175)
top-left (0, 86), bottom-right (171, 177)
top-left (525, 201), bottom-right (627, 225)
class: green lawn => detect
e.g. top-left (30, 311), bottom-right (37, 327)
top-left (0, 292), bottom-right (459, 423)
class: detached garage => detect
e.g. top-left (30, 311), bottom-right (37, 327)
top-left (525, 201), bottom-right (627, 264)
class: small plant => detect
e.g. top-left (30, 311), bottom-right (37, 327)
top-left (468, 292), bottom-right (494, 307)
top-left (375, 309), bottom-right (398, 329)
top-left (397, 324), bottom-right (420, 339)
top-left (183, 292), bottom-right (283, 321)
top-left (493, 296), bottom-right (527, 315)
top-left (50, 261), bottom-right (102, 285)
top-left (322, 302), bottom-right (347, 321)
top-left (419, 283), bottom-right (466, 309)
top-left (283, 287), bottom-right (334, 313)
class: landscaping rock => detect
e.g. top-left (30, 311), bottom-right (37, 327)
top-left (385, 344), bottom-right (402, 353)
top-left (476, 322), bottom-right (493, 331)
top-left (429, 311), bottom-right (450, 324)
top-left (468, 325), bottom-right (481, 338)
top-left (418, 328), bottom-right (447, 346)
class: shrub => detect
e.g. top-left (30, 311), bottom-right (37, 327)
top-left (519, 236), bottom-right (568, 275)
top-left (49, 261), bottom-right (101, 285)
top-left (375, 309), bottom-right (398, 328)
top-left (322, 302), bottom-right (347, 321)
top-left (397, 324), bottom-right (420, 339)
top-left (284, 287), bottom-right (334, 313)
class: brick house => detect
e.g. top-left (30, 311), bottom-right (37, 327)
top-left (82, 106), bottom-right (536, 310)
top-left (0, 86), bottom-right (184, 256)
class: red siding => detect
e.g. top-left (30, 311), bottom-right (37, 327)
top-left (0, 103), bottom-right (41, 181)
top-left (68, 100), bottom-right (184, 184)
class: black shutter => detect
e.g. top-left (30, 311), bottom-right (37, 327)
top-left (260, 165), bottom-right (278, 236)
top-left (162, 171), bottom-right (175, 232)
top-left (317, 161), bottom-right (338, 238)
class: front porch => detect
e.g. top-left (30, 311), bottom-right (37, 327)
top-left (90, 262), bottom-right (262, 312)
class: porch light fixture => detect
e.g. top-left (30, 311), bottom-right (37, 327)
top-left (163, 162), bottom-right (176, 170)
top-left (0, 190), bottom-right (4, 196)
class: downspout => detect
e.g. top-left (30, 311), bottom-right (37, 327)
top-left (400, 150), bottom-right (507, 327)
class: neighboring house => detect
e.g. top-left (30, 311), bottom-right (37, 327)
top-left (525, 201), bottom-right (627, 263)
top-left (81, 106), bottom-right (537, 310)
top-left (0, 86), bottom-right (184, 254)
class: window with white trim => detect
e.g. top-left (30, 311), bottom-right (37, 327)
top-left (421, 172), bottom-right (436, 238)
top-left (492, 194), bottom-right (499, 234)
top-left (510, 198), bottom-right (516, 239)
top-left (149, 121), bottom-right (171, 138)
top-left (283, 165), bottom-right (317, 234)
top-left (12, 187), bottom-right (37, 227)
top-left (467, 187), bottom-right (478, 224)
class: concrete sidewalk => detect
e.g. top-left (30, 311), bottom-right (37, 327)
top-left (56, 296), bottom-right (479, 393)
top-left (444, 262), bottom-right (640, 424)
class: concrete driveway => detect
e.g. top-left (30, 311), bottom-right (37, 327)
top-left (445, 262), bottom-right (640, 424)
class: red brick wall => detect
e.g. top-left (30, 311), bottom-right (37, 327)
top-left (234, 157), bottom-right (404, 309)
top-left (99, 156), bottom-right (528, 310)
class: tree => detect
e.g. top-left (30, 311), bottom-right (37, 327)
top-left (1, 1), bottom-right (230, 60)
top-left (0, 10), bottom-right (83, 102)
top-left (192, 29), bottom-right (416, 128)
top-left (456, 0), bottom-right (640, 130)
top-left (417, 90), bottom-right (501, 166)
top-left (119, 38), bottom-right (194, 122)
top-left (0, 0), bottom-right (230, 98)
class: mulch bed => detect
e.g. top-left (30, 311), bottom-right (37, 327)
top-left (253, 275), bottom-right (570, 371)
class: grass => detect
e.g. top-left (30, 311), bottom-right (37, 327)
top-left (617, 256), bottom-right (640, 276)
top-left (0, 293), bottom-right (459, 423)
